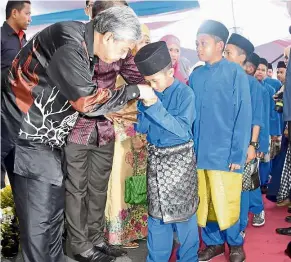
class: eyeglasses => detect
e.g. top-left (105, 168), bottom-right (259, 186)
top-left (86, 3), bottom-right (93, 8)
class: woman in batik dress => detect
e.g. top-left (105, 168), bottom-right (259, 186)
top-left (105, 24), bottom-right (150, 249)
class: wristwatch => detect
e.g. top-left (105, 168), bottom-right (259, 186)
top-left (250, 142), bottom-right (259, 150)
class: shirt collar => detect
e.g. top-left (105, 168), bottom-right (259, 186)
top-left (205, 58), bottom-right (226, 69)
top-left (2, 21), bottom-right (26, 38)
top-left (155, 78), bottom-right (179, 98)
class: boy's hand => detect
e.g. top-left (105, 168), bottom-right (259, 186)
top-left (246, 145), bottom-right (256, 163)
top-left (257, 152), bottom-right (264, 159)
top-left (229, 163), bottom-right (241, 172)
top-left (138, 84), bottom-right (156, 100)
top-left (143, 95), bottom-right (158, 107)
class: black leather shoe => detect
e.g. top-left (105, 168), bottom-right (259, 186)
top-left (285, 216), bottom-right (291, 223)
top-left (95, 242), bottom-right (127, 257)
top-left (285, 241), bottom-right (291, 258)
top-left (74, 247), bottom-right (116, 262)
top-left (276, 227), bottom-right (291, 236)
top-left (261, 185), bottom-right (268, 194)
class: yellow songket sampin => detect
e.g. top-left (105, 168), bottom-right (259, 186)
top-left (197, 169), bottom-right (242, 231)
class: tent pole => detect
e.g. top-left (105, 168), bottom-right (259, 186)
top-left (271, 54), bottom-right (283, 64)
top-left (231, 0), bottom-right (237, 32)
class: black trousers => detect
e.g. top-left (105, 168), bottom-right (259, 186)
top-left (64, 141), bottom-right (115, 255)
top-left (10, 173), bottom-right (65, 262)
top-left (1, 164), bottom-right (6, 188)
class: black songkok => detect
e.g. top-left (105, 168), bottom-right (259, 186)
top-left (260, 58), bottom-right (269, 68)
top-left (227, 33), bottom-right (254, 56)
top-left (277, 61), bottom-right (287, 69)
top-left (197, 20), bottom-right (229, 44)
top-left (134, 41), bottom-right (171, 76)
top-left (268, 63), bottom-right (273, 70)
top-left (247, 53), bottom-right (260, 68)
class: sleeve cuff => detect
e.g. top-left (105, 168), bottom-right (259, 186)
top-left (252, 121), bottom-right (264, 128)
top-left (137, 101), bottom-right (147, 112)
top-left (126, 85), bottom-right (140, 100)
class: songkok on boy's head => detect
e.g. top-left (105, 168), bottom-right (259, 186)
top-left (197, 20), bottom-right (229, 44)
top-left (260, 58), bottom-right (269, 68)
top-left (268, 63), bottom-right (273, 70)
top-left (247, 53), bottom-right (260, 68)
top-left (227, 33), bottom-right (254, 56)
top-left (277, 61), bottom-right (287, 69)
top-left (134, 41), bottom-right (171, 76)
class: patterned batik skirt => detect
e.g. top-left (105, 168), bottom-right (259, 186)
top-left (147, 141), bottom-right (199, 224)
top-left (277, 146), bottom-right (291, 202)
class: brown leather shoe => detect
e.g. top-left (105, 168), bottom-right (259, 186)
top-left (229, 245), bottom-right (246, 262)
top-left (198, 245), bottom-right (225, 261)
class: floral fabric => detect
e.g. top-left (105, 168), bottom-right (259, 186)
top-left (105, 122), bottom-right (148, 245)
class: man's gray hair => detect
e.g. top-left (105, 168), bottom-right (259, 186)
top-left (94, 6), bottom-right (141, 42)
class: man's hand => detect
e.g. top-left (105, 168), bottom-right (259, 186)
top-left (246, 145), bottom-right (256, 163)
top-left (138, 84), bottom-right (156, 100)
top-left (229, 163), bottom-right (241, 172)
top-left (143, 95), bottom-right (158, 107)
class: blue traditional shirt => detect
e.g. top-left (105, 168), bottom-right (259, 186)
top-left (189, 59), bottom-right (252, 173)
top-left (265, 77), bottom-right (282, 92)
top-left (261, 80), bottom-right (282, 136)
top-left (248, 75), bottom-right (264, 128)
top-left (258, 84), bottom-right (271, 154)
top-left (134, 79), bottom-right (195, 147)
top-left (265, 77), bottom-right (284, 135)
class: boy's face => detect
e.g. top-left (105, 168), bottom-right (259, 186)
top-left (244, 61), bottom-right (256, 76)
top-left (277, 68), bottom-right (286, 83)
top-left (224, 44), bottom-right (246, 65)
top-left (144, 68), bottom-right (174, 93)
top-left (196, 34), bottom-right (223, 62)
top-left (267, 69), bottom-right (273, 78)
top-left (255, 64), bottom-right (267, 81)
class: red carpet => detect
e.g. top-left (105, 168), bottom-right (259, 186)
top-left (170, 197), bottom-right (291, 262)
